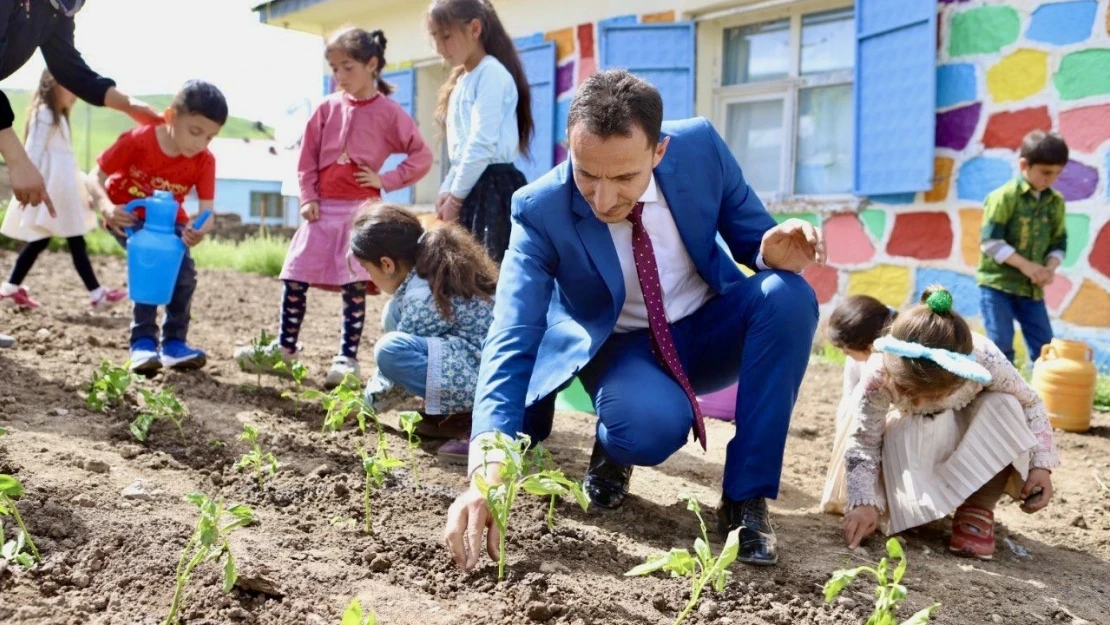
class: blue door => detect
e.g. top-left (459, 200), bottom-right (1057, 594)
top-left (515, 41), bottom-right (556, 182)
top-left (599, 21), bottom-right (695, 120)
top-left (381, 68), bottom-right (416, 204)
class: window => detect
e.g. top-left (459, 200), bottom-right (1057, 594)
top-left (250, 191), bottom-right (284, 220)
top-left (715, 5), bottom-right (855, 199)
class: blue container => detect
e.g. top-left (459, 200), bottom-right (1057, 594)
top-left (124, 190), bottom-right (185, 306)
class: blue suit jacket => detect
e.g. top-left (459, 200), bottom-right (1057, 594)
top-left (472, 117), bottom-right (777, 438)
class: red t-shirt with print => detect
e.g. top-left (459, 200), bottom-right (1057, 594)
top-left (97, 124), bottom-right (216, 224)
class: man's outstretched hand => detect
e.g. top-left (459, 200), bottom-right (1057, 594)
top-left (444, 470), bottom-right (501, 572)
top-left (760, 218), bottom-right (827, 273)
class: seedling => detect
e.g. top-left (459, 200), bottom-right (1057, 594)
top-left (234, 424), bottom-right (278, 488)
top-left (131, 388), bottom-right (188, 444)
top-left (0, 474), bottom-right (40, 567)
top-left (475, 433), bottom-right (588, 580)
top-left (277, 360), bottom-right (310, 416)
top-left (86, 359), bottom-right (139, 412)
top-left (823, 537), bottom-right (940, 625)
top-left (355, 438), bottom-right (404, 534)
top-left (243, 329), bottom-right (283, 389)
top-left (341, 598), bottom-right (376, 625)
top-left (305, 374), bottom-right (380, 438)
top-left (625, 495), bottom-right (742, 625)
top-left (525, 443), bottom-right (566, 530)
top-left (163, 493), bottom-right (255, 625)
top-left (398, 411), bottom-right (423, 486)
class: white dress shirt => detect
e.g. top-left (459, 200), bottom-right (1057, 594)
top-left (608, 175), bottom-right (715, 332)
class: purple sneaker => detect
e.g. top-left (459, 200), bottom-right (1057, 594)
top-left (436, 439), bottom-right (469, 465)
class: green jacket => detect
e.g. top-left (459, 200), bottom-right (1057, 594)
top-left (976, 177), bottom-right (1067, 300)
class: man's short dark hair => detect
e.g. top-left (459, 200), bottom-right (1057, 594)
top-left (172, 80), bottom-right (229, 126)
top-left (566, 69), bottom-right (663, 146)
top-left (1020, 130), bottom-right (1069, 167)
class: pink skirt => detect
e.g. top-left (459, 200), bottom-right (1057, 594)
top-left (280, 198), bottom-right (370, 287)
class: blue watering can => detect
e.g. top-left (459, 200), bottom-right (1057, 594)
top-left (124, 190), bottom-right (211, 306)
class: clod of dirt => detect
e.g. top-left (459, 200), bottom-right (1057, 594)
top-left (1071, 516), bottom-right (1089, 529)
top-left (235, 565), bottom-right (285, 598)
top-left (699, 599), bottom-right (720, 618)
top-left (71, 494), bottom-right (97, 508)
top-left (369, 554), bottom-right (393, 573)
top-left (652, 594), bottom-right (670, 612)
top-left (118, 445), bottom-right (144, 460)
top-left (83, 459), bottom-right (111, 474)
top-left (526, 601), bottom-right (564, 622)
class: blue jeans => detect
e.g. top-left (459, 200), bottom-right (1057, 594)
top-left (370, 332), bottom-right (429, 397)
top-left (979, 286), bottom-right (1053, 364)
top-left (520, 270), bottom-right (818, 502)
top-left (115, 224), bottom-right (197, 345)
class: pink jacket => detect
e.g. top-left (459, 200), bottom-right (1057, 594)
top-left (298, 92), bottom-right (433, 204)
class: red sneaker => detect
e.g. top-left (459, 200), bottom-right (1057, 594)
top-left (91, 288), bottom-right (128, 311)
top-left (0, 286), bottom-right (41, 310)
top-left (950, 504), bottom-right (996, 560)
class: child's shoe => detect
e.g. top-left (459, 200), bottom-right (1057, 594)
top-left (416, 411), bottom-right (473, 440)
top-left (0, 285), bottom-right (41, 310)
top-left (950, 504), bottom-right (996, 560)
top-left (324, 355), bottom-right (360, 390)
top-left (90, 287), bottom-right (128, 311)
top-left (130, 338), bottom-right (162, 376)
top-left (162, 340), bottom-right (208, 370)
top-left (436, 438), bottom-right (469, 465)
top-left (234, 340), bottom-right (294, 376)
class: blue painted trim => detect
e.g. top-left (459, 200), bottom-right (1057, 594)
top-left (514, 33), bottom-right (545, 47)
top-left (253, 0), bottom-right (330, 22)
top-left (598, 21), bottom-right (696, 121)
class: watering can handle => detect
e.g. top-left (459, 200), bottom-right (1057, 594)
top-left (122, 199), bottom-right (146, 238)
top-left (1040, 344), bottom-right (1056, 360)
top-left (192, 210), bottom-right (213, 231)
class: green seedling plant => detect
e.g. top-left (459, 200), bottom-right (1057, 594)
top-left (86, 359), bottom-right (139, 412)
top-left (526, 442), bottom-right (567, 530)
top-left (0, 474), bottom-right (40, 567)
top-left (163, 493), bottom-right (255, 625)
top-left (823, 537), bottom-right (940, 625)
top-left (398, 411), bottom-right (423, 486)
top-left (355, 438), bottom-right (404, 534)
top-left (131, 388), bottom-right (188, 444)
top-left (341, 598), bottom-right (377, 625)
top-left (625, 495), bottom-right (742, 625)
top-left (277, 360), bottom-right (310, 416)
top-left (305, 374), bottom-right (381, 437)
top-left (475, 432), bottom-right (588, 580)
top-left (243, 329), bottom-right (284, 389)
top-left (234, 424), bottom-right (278, 488)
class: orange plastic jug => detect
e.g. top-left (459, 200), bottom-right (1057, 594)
top-left (1032, 339), bottom-right (1097, 433)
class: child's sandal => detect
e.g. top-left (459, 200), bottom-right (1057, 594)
top-left (950, 504), bottom-right (996, 560)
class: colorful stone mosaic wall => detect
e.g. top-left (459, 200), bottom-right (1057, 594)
top-left (792, 0), bottom-right (1110, 370)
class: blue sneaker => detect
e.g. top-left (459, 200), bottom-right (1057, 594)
top-left (162, 339), bottom-right (207, 370)
top-left (130, 338), bottom-right (162, 375)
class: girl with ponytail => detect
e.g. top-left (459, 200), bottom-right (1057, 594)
top-left (835, 286), bottom-right (1058, 561)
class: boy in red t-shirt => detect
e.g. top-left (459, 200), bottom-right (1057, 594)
top-left (94, 80), bottom-right (226, 374)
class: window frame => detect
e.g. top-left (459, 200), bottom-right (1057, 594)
top-left (710, 0), bottom-right (856, 205)
top-left (249, 190), bottom-right (285, 222)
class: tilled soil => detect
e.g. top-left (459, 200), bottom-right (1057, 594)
top-left (1, 251), bottom-right (1107, 625)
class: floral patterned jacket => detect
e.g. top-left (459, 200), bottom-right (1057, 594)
top-left (376, 272), bottom-right (494, 415)
top-left (844, 333), bottom-right (1059, 511)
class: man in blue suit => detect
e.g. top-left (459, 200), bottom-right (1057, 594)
top-left (445, 70), bottom-right (825, 569)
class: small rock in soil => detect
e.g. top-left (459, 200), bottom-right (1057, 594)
top-left (118, 445), bottom-right (144, 460)
top-left (121, 479), bottom-right (160, 500)
top-left (83, 459), bottom-right (110, 474)
top-left (991, 615), bottom-right (1004, 624)
top-left (836, 597), bottom-right (857, 608)
top-left (1070, 515), bottom-right (1088, 529)
top-left (51, 407), bottom-right (69, 417)
top-left (36, 328), bottom-right (51, 341)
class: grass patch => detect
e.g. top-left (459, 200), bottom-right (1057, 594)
top-left (813, 341), bottom-right (847, 366)
top-left (1096, 376), bottom-right (1110, 413)
top-left (191, 234), bottom-right (288, 277)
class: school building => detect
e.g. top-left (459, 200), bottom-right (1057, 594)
top-left (253, 0), bottom-right (1110, 369)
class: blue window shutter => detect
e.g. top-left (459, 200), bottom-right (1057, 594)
top-left (381, 68), bottom-right (417, 204)
top-left (854, 1), bottom-right (937, 196)
top-left (600, 21), bottom-right (695, 121)
top-left (515, 41), bottom-right (556, 183)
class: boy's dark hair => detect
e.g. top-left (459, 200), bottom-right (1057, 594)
top-left (172, 80), bottom-right (228, 126)
top-left (1020, 130), bottom-right (1069, 167)
top-left (885, 285), bottom-right (974, 395)
top-left (827, 295), bottom-right (897, 352)
top-left (326, 27), bottom-right (394, 97)
top-left (349, 203), bottom-right (498, 319)
top-left (566, 69), bottom-right (663, 147)
top-left (428, 0), bottom-right (534, 157)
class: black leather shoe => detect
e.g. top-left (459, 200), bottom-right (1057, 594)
top-left (717, 495), bottom-right (779, 566)
top-left (583, 440), bottom-right (632, 510)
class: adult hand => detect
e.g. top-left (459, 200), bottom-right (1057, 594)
top-left (102, 204), bottom-right (137, 237)
top-left (355, 165), bottom-right (383, 189)
top-left (1020, 468), bottom-right (1053, 514)
top-left (444, 467), bottom-right (501, 571)
top-left (105, 88), bottom-right (163, 126)
top-left (9, 157), bottom-right (56, 218)
top-left (182, 227), bottom-right (204, 248)
top-left (300, 201), bottom-right (320, 223)
top-left (760, 218), bottom-right (826, 272)
top-left (842, 505), bottom-right (879, 548)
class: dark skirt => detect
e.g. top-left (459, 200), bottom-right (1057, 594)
top-left (459, 163), bottom-right (527, 264)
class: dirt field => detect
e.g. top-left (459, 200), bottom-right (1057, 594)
top-left (1, 250), bottom-right (1107, 625)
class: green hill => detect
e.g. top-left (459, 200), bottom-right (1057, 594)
top-left (3, 90), bottom-right (273, 171)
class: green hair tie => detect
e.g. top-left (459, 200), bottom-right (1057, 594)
top-left (926, 290), bottom-right (953, 314)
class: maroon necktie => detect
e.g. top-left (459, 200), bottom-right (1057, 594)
top-left (627, 202), bottom-right (707, 450)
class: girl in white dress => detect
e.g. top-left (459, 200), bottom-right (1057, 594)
top-left (0, 70), bottom-right (125, 311)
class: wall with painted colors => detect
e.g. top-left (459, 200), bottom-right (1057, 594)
top-left (794, 0), bottom-right (1110, 370)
